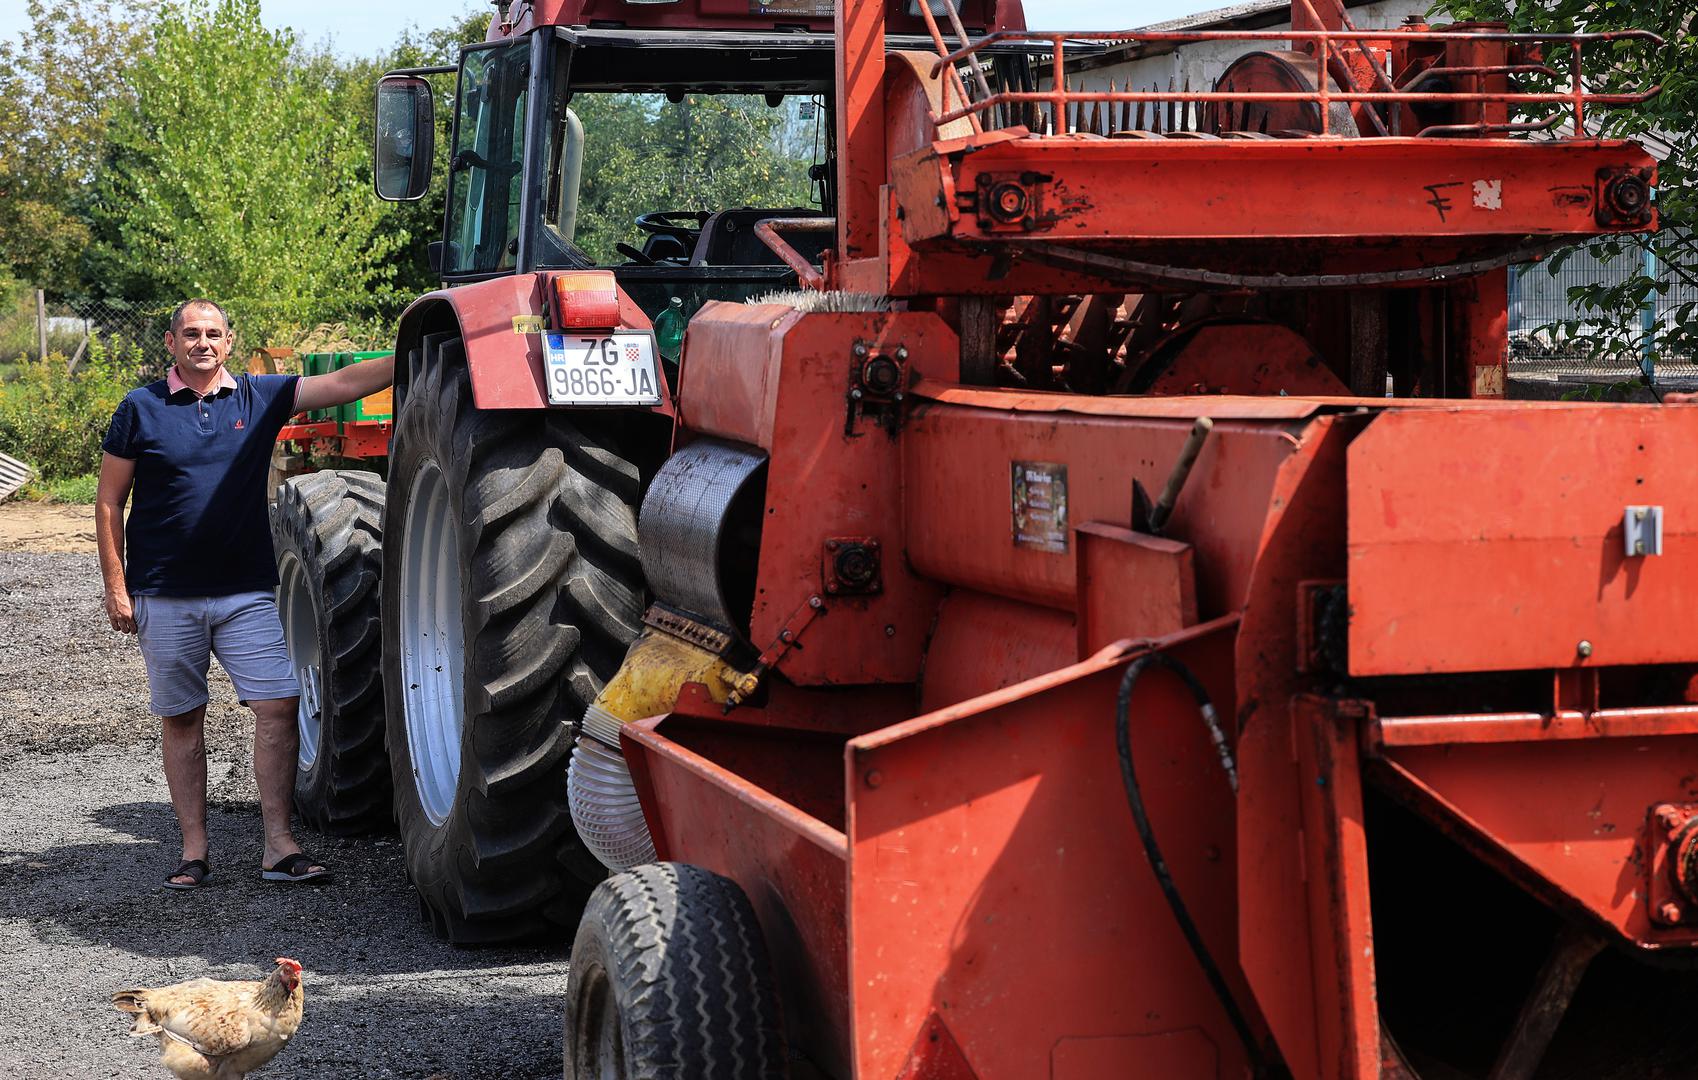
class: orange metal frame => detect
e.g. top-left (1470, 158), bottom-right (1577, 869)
top-left (278, 418), bottom-right (392, 461)
top-left (921, 27), bottom-right (1662, 137)
top-left (598, 1), bottom-right (1691, 1075)
top-left (394, 1), bottom-right (1688, 1076)
top-left (633, 317), bottom-right (1697, 1080)
top-left (834, 12), bottom-right (1658, 301)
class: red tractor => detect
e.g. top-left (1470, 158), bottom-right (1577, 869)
top-left (273, 1), bottom-right (1695, 1076)
top-left (275, 0), bottom-right (1021, 936)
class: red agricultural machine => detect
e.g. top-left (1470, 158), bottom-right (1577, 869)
top-left (268, 0), bottom-right (1698, 1076)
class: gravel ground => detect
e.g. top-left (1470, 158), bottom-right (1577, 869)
top-left (0, 548), bottom-right (570, 1079)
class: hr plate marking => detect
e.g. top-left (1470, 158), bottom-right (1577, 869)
top-left (544, 332), bottom-right (662, 406)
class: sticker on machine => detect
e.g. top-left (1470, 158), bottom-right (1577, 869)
top-left (1011, 461), bottom-right (1069, 553)
top-left (750, 0), bottom-right (833, 14)
top-left (1473, 179), bottom-right (1503, 210)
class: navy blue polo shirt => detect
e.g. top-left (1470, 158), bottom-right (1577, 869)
top-left (102, 373), bottom-right (301, 596)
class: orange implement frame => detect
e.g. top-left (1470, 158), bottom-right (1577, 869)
top-left (277, 418), bottom-right (392, 462)
top-left (547, 1), bottom-right (1695, 1077)
top-left (628, 266), bottom-right (1698, 1078)
top-left (830, 5), bottom-right (1660, 303)
top-left (919, 27), bottom-right (1662, 138)
top-left (630, 375), bottom-right (1698, 1079)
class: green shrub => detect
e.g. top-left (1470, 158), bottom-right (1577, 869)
top-left (0, 336), bottom-right (148, 482)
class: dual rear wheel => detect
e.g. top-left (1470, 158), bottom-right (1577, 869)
top-left (273, 469), bottom-right (389, 834)
top-left (274, 331), bottom-right (647, 942)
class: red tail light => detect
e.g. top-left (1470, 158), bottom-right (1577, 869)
top-left (552, 271), bottom-right (621, 329)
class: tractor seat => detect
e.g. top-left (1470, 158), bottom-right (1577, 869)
top-left (689, 208), bottom-right (830, 268)
top-left (641, 233), bottom-right (692, 263)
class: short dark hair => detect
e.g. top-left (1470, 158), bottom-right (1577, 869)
top-left (169, 298), bottom-right (231, 334)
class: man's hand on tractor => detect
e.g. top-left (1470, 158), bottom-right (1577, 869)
top-left (294, 353), bottom-right (397, 415)
top-left (1666, 392), bottom-right (1697, 404)
top-left (104, 589), bottom-right (137, 634)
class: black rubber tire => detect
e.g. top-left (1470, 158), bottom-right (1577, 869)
top-left (383, 334), bottom-right (645, 943)
top-left (565, 863), bottom-right (789, 1080)
top-left (271, 469), bottom-right (391, 834)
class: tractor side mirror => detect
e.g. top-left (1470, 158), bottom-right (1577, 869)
top-left (374, 75), bottom-right (435, 202)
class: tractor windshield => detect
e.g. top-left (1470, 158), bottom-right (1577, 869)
top-left (537, 91), bottom-right (823, 266)
top-left (442, 30), bottom-right (839, 316)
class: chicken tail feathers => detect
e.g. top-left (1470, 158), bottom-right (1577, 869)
top-left (112, 990), bottom-right (165, 1037)
top-left (112, 989), bottom-right (148, 1013)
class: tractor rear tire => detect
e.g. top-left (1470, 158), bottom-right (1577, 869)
top-left (272, 469), bottom-right (391, 834)
top-left (383, 334), bottom-right (645, 943)
top-left (565, 863), bottom-right (789, 1080)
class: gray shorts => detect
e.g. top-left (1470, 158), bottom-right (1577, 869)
top-left (133, 592), bottom-right (298, 716)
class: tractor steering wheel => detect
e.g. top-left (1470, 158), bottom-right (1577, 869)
top-left (635, 210), bottom-right (711, 250)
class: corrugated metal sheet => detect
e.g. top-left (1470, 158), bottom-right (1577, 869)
top-left (1072, 0), bottom-right (1419, 71)
top-left (0, 450), bottom-right (36, 504)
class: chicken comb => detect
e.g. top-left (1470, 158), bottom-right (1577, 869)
top-left (275, 957), bottom-right (302, 973)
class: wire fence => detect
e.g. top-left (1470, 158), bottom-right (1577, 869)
top-left (0, 291), bottom-right (394, 379)
top-left (0, 292), bottom-right (173, 376)
top-left (1509, 235), bottom-right (1698, 385)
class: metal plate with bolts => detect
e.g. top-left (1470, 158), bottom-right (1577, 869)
top-left (1625, 505), bottom-right (1663, 557)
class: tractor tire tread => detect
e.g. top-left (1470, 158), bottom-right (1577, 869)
top-left (568, 864), bottom-right (788, 1079)
top-left (272, 469), bottom-right (391, 835)
top-left (384, 338), bottom-right (643, 943)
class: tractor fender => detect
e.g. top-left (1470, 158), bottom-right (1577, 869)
top-left (393, 272), bottom-right (673, 417)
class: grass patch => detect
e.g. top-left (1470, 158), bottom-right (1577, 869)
top-left (7, 474), bottom-right (100, 504)
top-left (45, 473), bottom-right (100, 504)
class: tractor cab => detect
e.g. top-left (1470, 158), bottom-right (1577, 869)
top-left (378, 28), bottom-right (836, 327)
top-left (374, 16), bottom-right (1049, 338)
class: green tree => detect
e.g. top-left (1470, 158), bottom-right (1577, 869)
top-left (0, 0), bottom-right (148, 294)
top-left (84, 0), bottom-right (402, 346)
top-left (1437, 0), bottom-right (1696, 377)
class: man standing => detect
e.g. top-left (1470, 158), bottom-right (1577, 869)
top-left (96, 299), bottom-right (395, 889)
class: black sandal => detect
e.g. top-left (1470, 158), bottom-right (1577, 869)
top-left (163, 859), bottom-right (210, 891)
top-left (261, 853), bottom-right (330, 883)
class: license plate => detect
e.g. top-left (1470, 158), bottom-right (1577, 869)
top-left (543, 332), bottom-right (663, 406)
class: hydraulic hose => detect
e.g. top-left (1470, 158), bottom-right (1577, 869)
top-left (1115, 651), bottom-right (1265, 1074)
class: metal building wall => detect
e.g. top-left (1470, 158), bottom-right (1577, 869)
top-left (1066, 0), bottom-right (1425, 99)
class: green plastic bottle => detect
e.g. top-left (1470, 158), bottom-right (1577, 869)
top-left (654, 296), bottom-right (687, 363)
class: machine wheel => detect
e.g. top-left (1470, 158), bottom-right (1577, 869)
top-left (273, 469), bottom-right (391, 834)
top-left (565, 863), bottom-right (788, 1080)
top-left (383, 334), bottom-right (645, 943)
